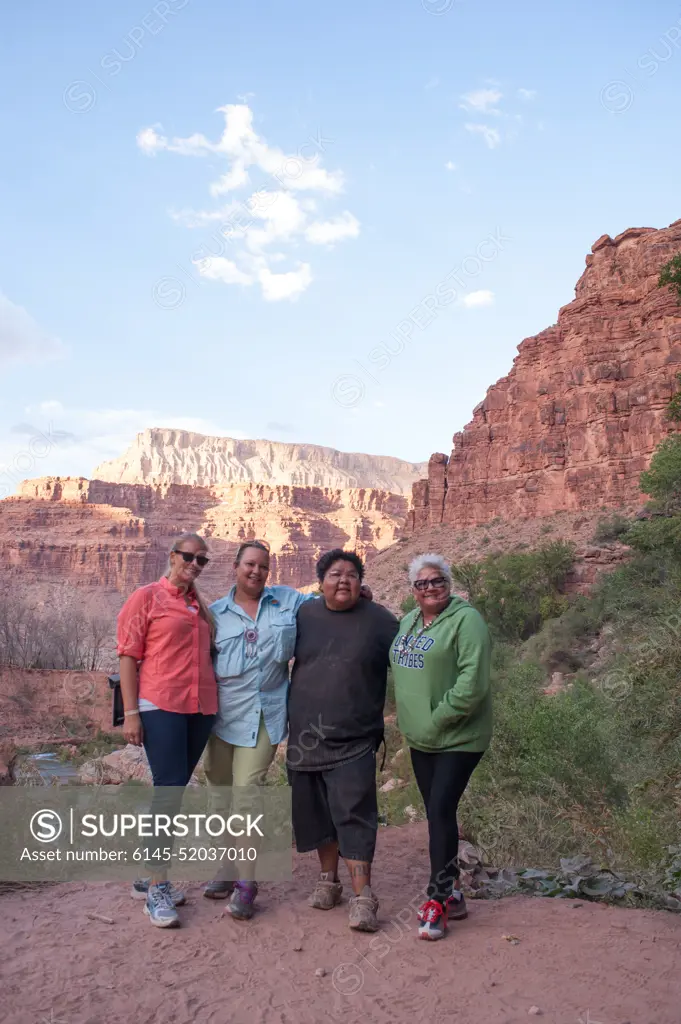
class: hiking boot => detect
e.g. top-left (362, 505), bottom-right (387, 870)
top-left (417, 899), bottom-right (448, 941)
top-left (348, 885), bottom-right (379, 932)
top-left (446, 890), bottom-right (468, 920)
top-left (144, 882), bottom-right (180, 928)
top-left (131, 878), bottom-right (186, 906)
top-left (308, 872), bottom-right (343, 910)
top-left (203, 879), bottom-right (235, 900)
top-left (224, 881), bottom-right (258, 921)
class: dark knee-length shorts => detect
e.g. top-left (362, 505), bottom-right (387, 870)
top-left (288, 749), bottom-right (378, 863)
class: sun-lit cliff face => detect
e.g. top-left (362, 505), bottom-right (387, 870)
top-left (410, 219), bottom-right (681, 529)
top-left (93, 428), bottom-right (426, 495)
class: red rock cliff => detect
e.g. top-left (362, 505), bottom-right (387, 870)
top-left (5, 479), bottom-right (408, 602)
top-left (410, 219), bottom-right (681, 529)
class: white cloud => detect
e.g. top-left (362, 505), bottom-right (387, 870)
top-left (258, 264), bottom-right (312, 302)
top-left (518, 88), bottom-right (537, 100)
top-left (462, 290), bottom-right (495, 308)
top-left (138, 105), bottom-right (344, 194)
top-left (0, 294), bottom-right (66, 367)
top-left (305, 212), bottom-right (360, 245)
top-left (25, 400), bottom-right (65, 417)
top-left (195, 258), bottom-right (255, 287)
top-left (140, 103), bottom-right (358, 301)
top-left (445, 160), bottom-right (457, 171)
top-left (465, 123), bottom-right (501, 149)
top-left (0, 404), bottom-right (250, 495)
top-left (460, 88), bottom-right (503, 115)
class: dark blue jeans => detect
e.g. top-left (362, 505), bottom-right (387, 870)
top-left (140, 710), bottom-right (216, 876)
top-left (140, 710), bottom-right (216, 786)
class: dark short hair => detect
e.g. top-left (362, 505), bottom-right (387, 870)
top-left (316, 548), bottom-right (364, 583)
top-left (235, 540), bottom-right (270, 565)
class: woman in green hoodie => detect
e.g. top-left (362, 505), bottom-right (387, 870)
top-left (391, 553), bottom-right (492, 942)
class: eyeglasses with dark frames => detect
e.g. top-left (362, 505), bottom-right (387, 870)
top-left (413, 576), bottom-right (448, 592)
top-left (173, 550), bottom-right (210, 567)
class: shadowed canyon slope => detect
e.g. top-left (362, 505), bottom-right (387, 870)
top-left (410, 219), bottom-right (681, 530)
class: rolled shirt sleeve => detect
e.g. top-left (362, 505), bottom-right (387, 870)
top-left (116, 586), bottom-right (152, 660)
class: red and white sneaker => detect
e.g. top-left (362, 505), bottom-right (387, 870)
top-left (417, 899), bottom-right (448, 941)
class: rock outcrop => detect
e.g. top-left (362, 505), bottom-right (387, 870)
top-left (94, 428), bottom-right (426, 495)
top-left (409, 219), bottom-right (681, 529)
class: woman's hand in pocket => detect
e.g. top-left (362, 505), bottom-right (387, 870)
top-left (123, 713), bottom-right (144, 746)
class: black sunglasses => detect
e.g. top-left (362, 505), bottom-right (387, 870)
top-left (414, 576), bottom-right (448, 592)
top-left (173, 550), bottom-right (209, 567)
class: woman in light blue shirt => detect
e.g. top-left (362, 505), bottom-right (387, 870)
top-left (203, 540), bottom-right (316, 919)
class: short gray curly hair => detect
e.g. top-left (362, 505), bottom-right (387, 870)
top-left (408, 553), bottom-right (452, 587)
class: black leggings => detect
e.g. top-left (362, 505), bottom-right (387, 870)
top-left (410, 748), bottom-right (483, 903)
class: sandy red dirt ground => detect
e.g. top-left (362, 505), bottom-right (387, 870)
top-left (1, 823), bottom-right (678, 1024)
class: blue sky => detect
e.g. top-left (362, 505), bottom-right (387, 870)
top-left (1, 0), bottom-right (680, 492)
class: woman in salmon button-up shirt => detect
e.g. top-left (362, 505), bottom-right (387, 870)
top-left (116, 532), bottom-right (217, 929)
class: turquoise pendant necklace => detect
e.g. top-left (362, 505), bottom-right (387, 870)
top-left (398, 611), bottom-right (436, 654)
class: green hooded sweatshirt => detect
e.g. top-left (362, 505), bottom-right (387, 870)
top-left (390, 596), bottom-right (492, 753)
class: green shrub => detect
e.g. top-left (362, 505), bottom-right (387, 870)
top-left (452, 541), bottom-right (575, 642)
top-left (399, 593), bottom-right (416, 615)
top-left (625, 515), bottom-right (681, 560)
top-left (639, 434), bottom-right (681, 512)
top-left (592, 514), bottom-right (631, 543)
top-left (659, 253), bottom-right (681, 304)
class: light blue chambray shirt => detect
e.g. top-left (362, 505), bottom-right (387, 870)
top-left (209, 585), bottom-right (317, 747)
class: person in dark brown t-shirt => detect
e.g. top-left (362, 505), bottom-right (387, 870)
top-left (287, 549), bottom-right (398, 933)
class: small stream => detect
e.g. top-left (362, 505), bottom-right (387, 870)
top-left (17, 752), bottom-right (80, 785)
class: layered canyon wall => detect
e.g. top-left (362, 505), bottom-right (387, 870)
top-left (2, 435), bottom-right (421, 604)
top-left (410, 219), bottom-right (681, 529)
top-left (6, 478), bottom-right (408, 603)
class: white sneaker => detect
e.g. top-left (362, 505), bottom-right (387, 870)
top-left (143, 883), bottom-right (180, 928)
top-left (131, 877), bottom-right (186, 905)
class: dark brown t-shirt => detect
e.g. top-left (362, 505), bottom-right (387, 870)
top-left (286, 598), bottom-right (399, 771)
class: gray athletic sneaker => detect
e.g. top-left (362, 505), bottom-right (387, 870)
top-left (203, 878), bottom-right (235, 900)
top-left (446, 891), bottom-right (468, 920)
top-left (131, 878), bottom-right (186, 906)
top-left (144, 882), bottom-right (180, 928)
top-left (348, 885), bottom-right (379, 932)
top-left (224, 881), bottom-right (258, 920)
top-left (308, 872), bottom-right (343, 910)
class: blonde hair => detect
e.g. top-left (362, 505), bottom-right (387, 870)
top-left (169, 533), bottom-right (215, 642)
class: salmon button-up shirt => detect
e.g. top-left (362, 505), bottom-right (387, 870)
top-left (116, 576), bottom-right (217, 715)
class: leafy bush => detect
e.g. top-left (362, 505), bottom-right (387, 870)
top-left (659, 253), bottom-right (681, 303)
top-left (664, 371), bottom-right (681, 423)
top-left (592, 514), bottom-right (631, 543)
top-left (639, 434), bottom-right (681, 512)
top-left (625, 515), bottom-right (681, 560)
top-left (399, 593), bottom-right (416, 615)
top-left (452, 541), bottom-right (575, 642)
